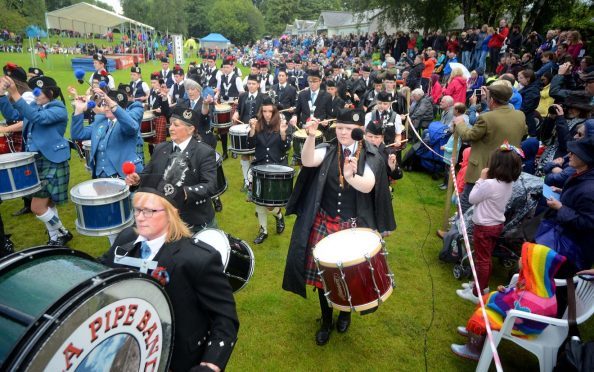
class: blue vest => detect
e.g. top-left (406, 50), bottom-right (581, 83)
top-left (131, 80), bottom-right (146, 99)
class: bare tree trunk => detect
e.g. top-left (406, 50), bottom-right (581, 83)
top-left (524, 0), bottom-right (546, 35)
top-left (463, 0), bottom-right (472, 29)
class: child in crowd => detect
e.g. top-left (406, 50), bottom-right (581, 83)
top-left (439, 103), bottom-right (469, 190)
top-left (456, 143), bottom-right (524, 303)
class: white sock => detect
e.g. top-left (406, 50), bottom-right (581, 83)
top-left (270, 207), bottom-right (281, 218)
top-left (37, 208), bottom-right (63, 240)
top-left (51, 206), bottom-right (59, 218)
top-left (108, 234), bottom-right (117, 246)
top-left (256, 206), bottom-right (268, 234)
top-left (240, 160), bottom-right (250, 185)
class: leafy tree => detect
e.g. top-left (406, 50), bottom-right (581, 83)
top-left (207, 0), bottom-right (264, 44)
top-left (262, 0), bottom-right (298, 35)
top-left (0, 0), bottom-right (46, 31)
top-left (121, 0), bottom-right (149, 21)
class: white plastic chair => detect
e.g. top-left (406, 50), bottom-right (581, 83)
top-left (476, 276), bottom-right (594, 372)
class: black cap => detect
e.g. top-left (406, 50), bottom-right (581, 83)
top-left (567, 137), bottom-right (594, 166)
top-left (565, 92), bottom-right (593, 112)
top-left (221, 59), bottom-right (232, 67)
top-left (366, 123), bottom-right (384, 135)
top-left (118, 83), bottom-right (133, 96)
top-left (150, 72), bottom-right (161, 81)
top-left (336, 108), bottom-right (365, 126)
top-left (28, 75), bottom-right (58, 90)
top-left (91, 73), bottom-right (110, 84)
top-left (3, 63), bottom-right (27, 82)
top-left (173, 68), bottom-right (184, 76)
top-left (373, 76), bottom-right (384, 85)
top-left (137, 174), bottom-right (185, 210)
top-left (377, 91), bottom-right (392, 102)
top-left (108, 89), bottom-right (128, 107)
top-left (247, 74), bottom-right (259, 82)
top-left (160, 57), bottom-right (169, 63)
top-left (171, 106), bottom-right (201, 127)
top-left (28, 67), bottom-right (44, 76)
top-left (261, 96), bottom-right (275, 106)
top-left (325, 80), bottom-right (337, 88)
top-left (384, 72), bottom-right (396, 81)
top-left (93, 53), bottom-right (108, 64)
top-left (361, 66), bottom-right (371, 73)
top-left (131, 66), bottom-right (141, 74)
top-left (307, 69), bottom-right (321, 79)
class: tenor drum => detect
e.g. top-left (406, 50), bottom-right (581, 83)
top-left (250, 164), bottom-right (295, 207)
top-left (192, 229), bottom-right (254, 293)
top-left (212, 104), bottom-right (232, 128)
top-left (82, 140), bottom-right (92, 173)
top-left (292, 129), bottom-right (322, 160)
top-left (212, 152), bottom-right (227, 198)
top-left (313, 228), bottom-right (395, 312)
top-left (0, 152), bottom-right (42, 201)
top-left (229, 124), bottom-right (254, 155)
top-left (0, 134), bottom-right (13, 155)
top-left (70, 178), bottom-right (133, 237)
top-left (0, 247), bottom-right (173, 371)
top-left (141, 111), bottom-right (156, 139)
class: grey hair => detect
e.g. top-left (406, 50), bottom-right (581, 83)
top-left (411, 88), bottom-right (424, 97)
top-left (441, 95), bottom-right (454, 106)
top-left (184, 79), bottom-right (202, 93)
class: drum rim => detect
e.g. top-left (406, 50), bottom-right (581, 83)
top-left (251, 164), bottom-right (295, 173)
top-left (228, 238), bottom-right (255, 293)
top-left (81, 140), bottom-right (92, 148)
top-left (70, 179), bottom-right (130, 203)
top-left (193, 228), bottom-right (231, 269)
top-left (229, 124), bottom-right (251, 133)
top-left (75, 217), bottom-right (134, 237)
top-left (212, 122), bottom-right (233, 128)
top-left (0, 151), bottom-right (38, 168)
top-left (5, 265), bottom-right (174, 370)
top-left (329, 285), bottom-right (393, 312)
top-left (313, 228), bottom-right (383, 268)
top-left (0, 184), bottom-right (42, 201)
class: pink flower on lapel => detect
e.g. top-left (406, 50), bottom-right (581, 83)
top-left (151, 266), bottom-right (170, 286)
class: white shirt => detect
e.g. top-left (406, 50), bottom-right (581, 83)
top-left (173, 136), bottom-right (192, 152)
top-left (134, 234), bottom-right (167, 261)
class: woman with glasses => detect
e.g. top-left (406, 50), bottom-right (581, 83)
top-left (101, 182), bottom-right (239, 372)
top-left (126, 106), bottom-right (218, 232)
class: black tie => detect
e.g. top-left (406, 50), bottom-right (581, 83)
top-left (173, 145), bottom-right (181, 153)
top-left (343, 148), bottom-right (351, 158)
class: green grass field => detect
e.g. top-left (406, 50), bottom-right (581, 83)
top-left (0, 51), bottom-right (593, 371)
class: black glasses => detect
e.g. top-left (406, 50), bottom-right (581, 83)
top-left (133, 208), bottom-right (165, 218)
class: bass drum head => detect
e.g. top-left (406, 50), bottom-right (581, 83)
top-left (192, 229), bottom-right (230, 269)
top-left (0, 247), bottom-right (173, 372)
top-left (229, 124), bottom-right (250, 135)
top-left (225, 234), bottom-right (255, 293)
top-left (314, 228), bottom-right (382, 268)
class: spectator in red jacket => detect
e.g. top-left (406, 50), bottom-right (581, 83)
top-left (488, 19), bottom-right (510, 73)
top-left (430, 74), bottom-right (443, 104)
top-left (443, 67), bottom-right (468, 104)
top-left (567, 31), bottom-right (584, 61)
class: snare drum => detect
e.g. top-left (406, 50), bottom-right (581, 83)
top-left (250, 164), bottom-right (295, 207)
top-left (141, 111), bottom-right (156, 138)
top-left (292, 129), bottom-right (322, 160)
top-left (212, 152), bottom-right (227, 198)
top-left (212, 104), bottom-right (232, 128)
top-left (313, 228), bottom-right (395, 312)
top-left (82, 140), bottom-right (92, 173)
top-left (0, 247), bottom-right (173, 371)
top-left (229, 124), bottom-right (255, 154)
top-left (0, 152), bottom-right (42, 200)
top-left (0, 134), bottom-right (13, 154)
top-left (193, 229), bottom-right (254, 292)
top-left (70, 178), bottom-right (133, 236)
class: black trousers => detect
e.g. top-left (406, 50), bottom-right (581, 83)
top-left (317, 288), bottom-right (350, 325)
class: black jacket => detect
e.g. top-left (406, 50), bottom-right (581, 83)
top-left (378, 143), bottom-right (403, 180)
top-left (293, 89), bottom-right (333, 128)
top-left (282, 141), bottom-right (396, 298)
top-left (236, 92), bottom-right (267, 124)
top-left (177, 98), bottom-right (216, 148)
top-left (247, 128), bottom-right (290, 166)
top-left (101, 227), bottom-right (239, 371)
top-left (140, 139), bottom-right (217, 228)
top-left (271, 83), bottom-right (297, 119)
top-left (407, 63), bottom-right (424, 90)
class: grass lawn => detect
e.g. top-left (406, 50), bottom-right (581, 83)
top-left (1, 51), bottom-right (593, 371)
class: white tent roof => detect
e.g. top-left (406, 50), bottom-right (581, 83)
top-left (46, 2), bottom-right (154, 35)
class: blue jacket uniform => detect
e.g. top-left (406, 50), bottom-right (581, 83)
top-left (2, 96), bottom-right (70, 163)
top-left (125, 101), bottom-right (146, 165)
top-left (71, 106), bottom-right (144, 178)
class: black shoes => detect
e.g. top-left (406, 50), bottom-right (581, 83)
top-left (0, 234), bottom-right (15, 258)
top-left (213, 197), bottom-right (223, 212)
top-left (336, 312), bottom-right (351, 333)
top-left (47, 228), bottom-right (73, 247)
top-left (12, 206), bottom-right (31, 216)
top-left (221, 152), bottom-right (228, 161)
top-left (254, 227), bottom-right (268, 244)
top-left (275, 214), bottom-right (285, 234)
top-left (316, 322), bottom-right (333, 346)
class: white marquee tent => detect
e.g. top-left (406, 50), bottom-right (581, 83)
top-left (45, 2), bottom-right (154, 35)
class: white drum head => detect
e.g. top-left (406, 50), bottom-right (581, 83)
top-left (293, 129), bottom-right (321, 138)
top-left (314, 228), bottom-right (381, 267)
top-left (143, 111), bottom-right (155, 120)
top-left (71, 179), bottom-right (127, 199)
top-left (82, 140), bottom-right (91, 150)
top-left (229, 124), bottom-right (250, 135)
top-left (193, 229), bottom-right (230, 268)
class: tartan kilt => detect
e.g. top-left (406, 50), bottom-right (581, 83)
top-left (33, 155), bottom-right (70, 204)
top-left (148, 115), bottom-right (168, 144)
top-left (304, 209), bottom-right (353, 288)
top-left (11, 132), bottom-right (24, 152)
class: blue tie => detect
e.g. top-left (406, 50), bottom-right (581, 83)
top-left (140, 241), bottom-right (151, 259)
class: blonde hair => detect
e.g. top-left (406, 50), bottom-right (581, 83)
top-left (133, 192), bottom-right (192, 242)
top-left (448, 67), bottom-right (464, 83)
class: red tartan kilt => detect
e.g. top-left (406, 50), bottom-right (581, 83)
top-left (147, 115), bottom-right (168, 144)
top-left (304, 209), bottom-right (353, 288)
top-left (11, 132), bottom-right (24, 152)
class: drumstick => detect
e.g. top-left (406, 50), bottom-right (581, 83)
top-left (385, 139), bottom-right (409, 147)
top-left (278, 107), bottom-right (295, 113)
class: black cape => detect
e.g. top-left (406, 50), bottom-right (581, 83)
top-left (282, 141), bottom-right (396, 298)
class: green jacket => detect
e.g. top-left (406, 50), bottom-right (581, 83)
top-left (455, 105), bottom-right (527, 183)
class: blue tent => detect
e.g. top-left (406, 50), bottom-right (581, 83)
top-left (199, 33), bottom-right (231, 49)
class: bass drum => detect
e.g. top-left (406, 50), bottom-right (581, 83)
top-left (0, 247), bottom-right (173, 371)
